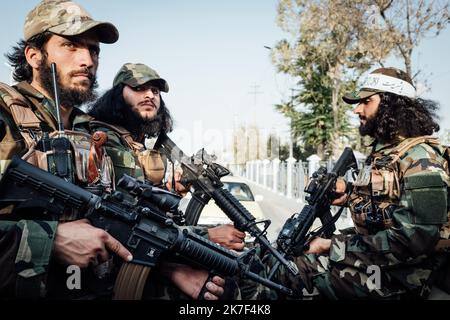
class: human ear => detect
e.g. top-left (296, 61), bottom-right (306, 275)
top-left (24, 46), bottom-right (44, 69)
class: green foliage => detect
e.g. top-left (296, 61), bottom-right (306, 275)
top-left (271, 0), bottom-right (450, 158)
top-left (274, 39), bottom-right (358, 157)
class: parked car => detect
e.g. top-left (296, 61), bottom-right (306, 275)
top-left (197, 176), bottom-right (265, 244)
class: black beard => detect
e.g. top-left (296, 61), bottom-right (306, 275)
top-left (39, 57), bottom-right (98, 108)
top-left (359, 115), bottom-right (377, 137)
top-left (139, 115), bottom-right (164, 138)
top-left (124, 104), bottom-right (165, 140)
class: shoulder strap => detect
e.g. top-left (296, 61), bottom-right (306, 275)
top-left (0, 83), bottom-right (42, 148)
top-left (0, 83), bottom-right (41, 130)
top-left (389, 136), bottom-right (441, 164)
top-left (89, 120), bottom-right (144, 152)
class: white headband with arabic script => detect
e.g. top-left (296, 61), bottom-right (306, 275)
top-left (361, 73), bottom-right (416, 98)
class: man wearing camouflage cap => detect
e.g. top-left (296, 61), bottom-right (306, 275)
top-left (90, 62), bottom-right (246, 249)
top-left (0, 1), bottom-right (225, 300)
top-left (259, 67), bottom-right (450, 299)
top-left (88, 63), bottom-right (248, 299)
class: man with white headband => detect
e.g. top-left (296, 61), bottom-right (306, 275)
top-left (255, 67), bottom-right (450, 299)
top-left (344, 67), bottom-right (417, 101)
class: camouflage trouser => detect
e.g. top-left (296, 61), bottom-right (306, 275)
top-left (238, 254), bottom-right (279, 300)
top-left (290, 254), bottom-right (409, 299)
top-left (239, 245), bottom-right (419, 300)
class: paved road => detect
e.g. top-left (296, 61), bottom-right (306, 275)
top-left (246, 181), bottom-right (304, 242)
top-left (245, 179), bottom-right (354, 243)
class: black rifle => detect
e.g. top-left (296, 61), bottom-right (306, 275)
top-left (36, 63), bottom-right (74, 182)
top-left (0, 156), bottom-right (293, 296)
top-left (117, 174), bottom-right (185, 225)
top-left (154, 132), bottom-right (299, 276)
top-left (268, 147), bottom-right (357, 278)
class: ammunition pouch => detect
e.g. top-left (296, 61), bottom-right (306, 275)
top-left (137, 149), bottom-right (165, 185)
top-left (349, 194), bottom-right (395, 235)
top-left (89, 120), bottom-right (166, 186)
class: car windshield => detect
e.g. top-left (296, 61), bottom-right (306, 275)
top-left (223, 182), bottom-right (254, 201)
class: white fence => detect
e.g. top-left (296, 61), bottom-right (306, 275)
top-left (228, 155), bottom-right (364, 201)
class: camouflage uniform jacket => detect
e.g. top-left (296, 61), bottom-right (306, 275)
top-left (89, 123), bottom-right (209, 234)
top-left (89, 122), bottom-right (150, 186)
top-left (0, 81), bottom-right (93, 298)
top-left (88, 123), bottom-right (213, 299)
top-left (328, 138), bottom-right (449, 296)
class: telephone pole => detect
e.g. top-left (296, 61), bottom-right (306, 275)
top-left (289, 88), bottom-right (296, 159)
top-left (247, 84), bottom-right (263, 159)
top-left (248, 84), bottom-right (263, 124)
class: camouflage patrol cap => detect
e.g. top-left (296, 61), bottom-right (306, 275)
top-left (343, 67), bottom-right (416, 104)
top-left (113, 63), bottom-right (169, 93)
top-left (24, 0), bottom-right (119, 44)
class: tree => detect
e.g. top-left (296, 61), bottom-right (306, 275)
top-left (374, 0), bottom-right (450, 79)
top-left (273, 0), bottom-right (397, 157)
top-left (232, 124), bottom-right (267, 163)
top-left (277, 142), bottom-right (311, 161)
top-left (275, 39), bottom-right (358, 158)
top-left (272, 0), bottom-right (449, 157)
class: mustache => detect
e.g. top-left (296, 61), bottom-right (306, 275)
top-left (68, 68), bottom-right (94, 80)
top-left (138, 100), bottom-right (156, 107)
top-left (359, 115), bottom-right (368, 121)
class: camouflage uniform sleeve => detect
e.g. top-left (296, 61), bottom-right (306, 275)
top-left (328, 144), bottom-right (449, 269)
top-left (0, 220), bottom-right (58, 298)
top-left (0, 103), bottom-right (26, 175)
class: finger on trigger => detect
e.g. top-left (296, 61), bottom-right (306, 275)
top-left (104, 232), bottom-right (133, 262)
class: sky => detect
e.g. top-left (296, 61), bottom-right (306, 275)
top-left (1, 1), bottom-right (450, 158)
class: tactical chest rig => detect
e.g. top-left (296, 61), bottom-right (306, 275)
top-left (89, 120), bottom-right (166, 186)
top-left (0, 82), bottom-right (114, 219)
top-left (350, 136), bottom-right (450, 250)
top-left (0, 83), bottom-right (172, 299)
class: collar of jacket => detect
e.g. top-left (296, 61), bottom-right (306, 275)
top-left (14, 81), bottom-right (93, 130)
top-left (372, 136), bottom-right (407, 154)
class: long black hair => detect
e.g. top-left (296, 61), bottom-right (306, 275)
top-left (5, 32), bottom-right (52, 83)
top-left (87, 84), bottom-right (173, 140)
top-left (373, 92), bottom-right (440, 143)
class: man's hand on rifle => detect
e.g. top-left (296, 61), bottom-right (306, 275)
top-left (304, 237), bottom-right (332, 255)
top-left (166, 168), bottom-right (189, 196)
top-left (208, 224), bottom-right (246, 251)
top-left (332, 178), bottom-right (349, 205)
top-left (161, 262), bottom-right (225, 300)
top-left (53, 219), bottom-right (133, 268)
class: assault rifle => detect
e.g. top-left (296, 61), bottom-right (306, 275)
top-left (0, 157), bottom-right (293, 296)
top-left (154, 132), bottom-right (298, 276)
top-left (268, 147), bottom-right (357, 278)
top-left (117, 174), bottom-right (184, 225)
